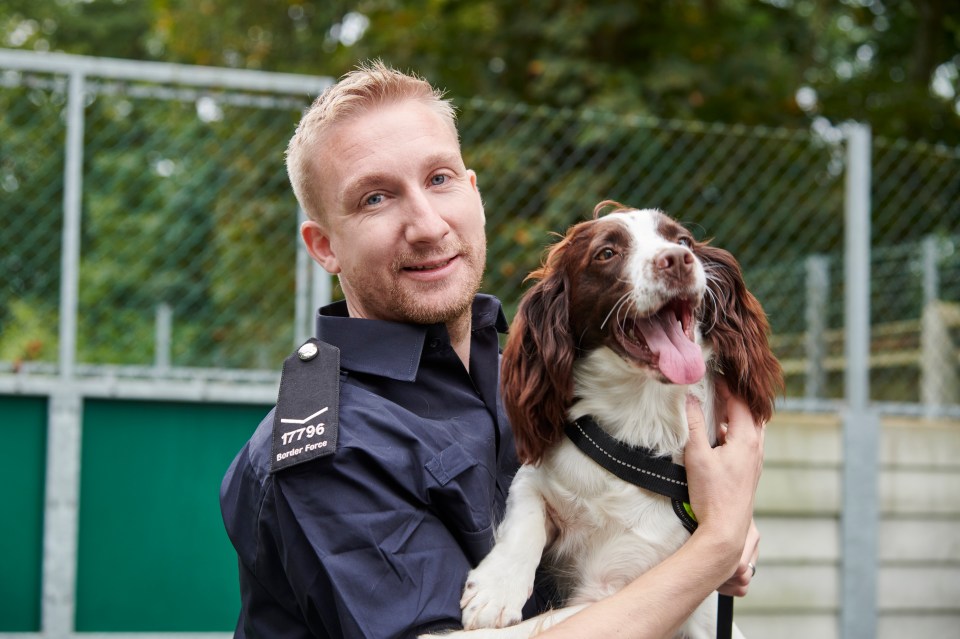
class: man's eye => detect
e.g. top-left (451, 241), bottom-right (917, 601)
top-left (430, 174), bottom-right (447, 186)
top-left (595, 248), bottom-right (616, 261)
top-left (365, 193), bottom-right (384, 206)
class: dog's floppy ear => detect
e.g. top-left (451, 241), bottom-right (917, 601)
top-left (695, 242), bottom-right (784, 423)
top-left (501, 241), bottom-right (576, 465)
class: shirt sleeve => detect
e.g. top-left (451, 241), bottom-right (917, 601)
top-left (221, 418), bottom-right (330, 639)
top-left (254, 445), bottom-right (479, 639)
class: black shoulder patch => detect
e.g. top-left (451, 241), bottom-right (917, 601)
top-left (270, 338), bottom-right (340, 473)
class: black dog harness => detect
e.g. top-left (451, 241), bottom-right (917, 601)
top-left (565, 416), bottom-right (698, 533)
top-left (564, 415), bottom-right (735, 639)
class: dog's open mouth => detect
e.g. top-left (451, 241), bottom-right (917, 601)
top-left (615, 297), bottom-right (705, 385)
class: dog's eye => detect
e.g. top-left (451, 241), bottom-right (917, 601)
top-left (595, 248), bottom-right (616, 261)
top-left (677, 236), bottom-right (693, 248)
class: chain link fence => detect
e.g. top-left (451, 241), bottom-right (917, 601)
top-left (2, 65), bottom-right (312, 375)
top-left (2, 50), bottom-right (959, 412)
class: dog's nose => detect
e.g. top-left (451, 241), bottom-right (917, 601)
top-left (656, 247), bottom-right (695, 278)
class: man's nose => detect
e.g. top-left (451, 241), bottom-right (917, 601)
top-left (404, 190), bottom-right (451, 244)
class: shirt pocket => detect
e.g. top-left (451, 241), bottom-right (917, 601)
top-left (320, 508), bottom-right (469, 639)
top-left (424, 441), bottom-right (497, 564)
top-left (425, 440), bottom-right (477, 486)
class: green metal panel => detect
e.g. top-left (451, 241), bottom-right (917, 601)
top-left (76, 399), bottom-right (268, 631)
top-left (0, 395), bottom-right (46, 631)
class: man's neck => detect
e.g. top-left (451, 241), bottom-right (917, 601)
top-left (446, 313), bottom-right (472, 370)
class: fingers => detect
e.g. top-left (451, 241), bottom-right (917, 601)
top-left (718, 520), bottom-right (761, 597)
top-left (713, 378), bottom-right (731, 426)
top-left (685, 395), bottom-right (709, 451)
top-left (714, 377), bottom-right (732, 403)
top-left (717, 562), bottom-right (752, 597)
top-left (723, 393), bottom-right (756, 434)
top-left (716, 421), bottom-right (729, 445)
top-left (720, 392), bottom-right (765, 465)
top-left (685, 386), bottom-right (765, 572)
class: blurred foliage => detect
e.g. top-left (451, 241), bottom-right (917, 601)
top-left (2, 0), bottom-right (956, 144)
top-left (0, 75), bottom-right (64, 365)
top-left (72, 93), bottom-right (301, 368)
top-left (0, 68), bottom-right (304, 368)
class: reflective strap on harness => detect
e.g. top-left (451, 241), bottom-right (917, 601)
top-left (565, 416), bottom-right (691, 503)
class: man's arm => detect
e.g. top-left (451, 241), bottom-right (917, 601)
top-left (534, 390), bottom-right (764, 639)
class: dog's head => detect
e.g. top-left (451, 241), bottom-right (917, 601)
top-left (502, 201), bottom-right (783, 464)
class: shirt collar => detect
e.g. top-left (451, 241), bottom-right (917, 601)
top-left (314, 294), bottom-right (508, 382)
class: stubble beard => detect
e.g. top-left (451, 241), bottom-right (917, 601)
top-left (390, 240), bottom-right (486, 326)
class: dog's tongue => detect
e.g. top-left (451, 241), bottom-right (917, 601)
top-left (637, 311), bottom-right (705, 385)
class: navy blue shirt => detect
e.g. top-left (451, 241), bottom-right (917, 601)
top-left (220, 295), bottom-right (525, 638)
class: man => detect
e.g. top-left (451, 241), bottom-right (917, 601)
top-left (220, 61), bottom-right (762, 639)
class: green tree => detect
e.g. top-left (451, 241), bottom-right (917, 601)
top-left (0, 0), bottom-right (152, 58)
top-left (4, 0), bottom-right (956, 142)
top-left (334, 0), bottom-right (958, 145)
top-left (0, 75), bottom-right (65, 364)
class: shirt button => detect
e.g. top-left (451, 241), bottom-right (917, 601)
top-left (297, 342), bottom-right (319, 361)
top-left (429, 339), bottom-right (440, 349)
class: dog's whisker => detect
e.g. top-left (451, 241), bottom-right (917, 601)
top-left (701, 272), bottom-right (728, 334)
top-left (616, 302), bottom-right (633, 335)
top-left (702, 288), bottom-right (720, 334)
top-left (600, 292), bottom-right (632, 331)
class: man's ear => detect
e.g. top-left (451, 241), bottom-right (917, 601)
top-left (301, 220), bottom-right (341, 274)
top-left (467, 169), bottom-right (485, 222)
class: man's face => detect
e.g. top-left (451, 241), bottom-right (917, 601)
top-left (303, 100), bottom-right (487, 325)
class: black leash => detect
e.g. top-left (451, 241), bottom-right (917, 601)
top-left (565, 416), bottom-right (735, 639)
top-left (717, 593), bottom-right (733, 639)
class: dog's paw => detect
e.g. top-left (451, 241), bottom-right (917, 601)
top-left (459, 562), bottom-right (532, 629)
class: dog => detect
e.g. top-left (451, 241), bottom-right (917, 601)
top-left (425, 202), bottom-right (782, 639)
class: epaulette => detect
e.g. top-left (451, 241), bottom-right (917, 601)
top-left (270, 338), bottom-right (340, 473)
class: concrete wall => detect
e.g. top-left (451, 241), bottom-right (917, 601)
top-left (738, 412), bottom-right (960, 638)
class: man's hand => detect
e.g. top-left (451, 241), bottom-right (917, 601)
top-left (684, 381), bottom-right (765, 581)
top-left (719, 518), bottom-right (759, 596)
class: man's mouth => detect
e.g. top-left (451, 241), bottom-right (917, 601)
top-left (404, 257), bottom-right (455, 272)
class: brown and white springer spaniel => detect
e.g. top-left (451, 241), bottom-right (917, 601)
top-left (428, 202), bottom-right (782, 639)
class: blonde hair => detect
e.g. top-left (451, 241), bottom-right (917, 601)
top-left (285, 60), bottom-right (458, 222)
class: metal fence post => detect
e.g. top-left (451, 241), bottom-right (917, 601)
top-left (922, 236), bottom-right (940, 305)
top-left (921, 236), bottom-right (958, 413)
top-left (840, 122), bottom-right (879, 639)
top-left (42, 68), bottom-right (86, 636)
top-left (805, 255), bottom-right (829, 400)
top-left (59, 71), bottom-right (84, 379)
top-left (155, 302), bottom-right (173, 371)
